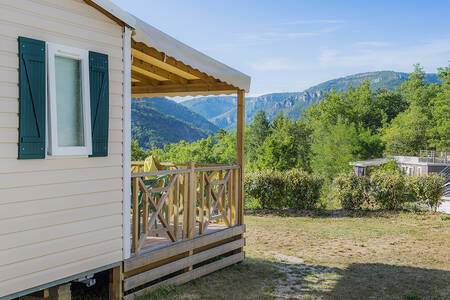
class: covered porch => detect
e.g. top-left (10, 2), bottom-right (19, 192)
top-left (117, 18), bottom-right (250, 299)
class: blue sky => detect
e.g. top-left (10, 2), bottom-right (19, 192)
top-left (111, 0), bottom-right (450, 96)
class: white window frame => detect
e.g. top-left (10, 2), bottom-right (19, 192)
top-left (47, 43), bottom-right (92, 156)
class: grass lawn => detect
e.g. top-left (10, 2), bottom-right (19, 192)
top-left (139, 210), bottom-right (450, 300)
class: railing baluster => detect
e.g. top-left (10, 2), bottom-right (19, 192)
top-left (233, 169), bottom-right (239, 226)
top-left (227, 170), bottom-right (232, 225)
top-left (199, 172), bottom-right (205, 234)
top-left (174, 175), bottom-right (179, 241)
top-left (142, 188), bottom-right (149, 236)
top-left (182, 173), bottom-right (188, 239)
top-left (131, 177), bottom-right (139, 253)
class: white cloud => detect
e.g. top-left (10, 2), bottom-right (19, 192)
top-left (238, 31), bottom-right (317, 42)
top-left (238, 26), bottom-right (341, 42)
top-left (284, 19), bottom-right (347, 25)
top-left (318, 37), bottom-right (450, 72)
top-left (355, 41), bottom-right (390, 47)
top-left (249, 58), bottom-right (301, 71)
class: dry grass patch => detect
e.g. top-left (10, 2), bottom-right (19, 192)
top-left (140, 211), bottom-right (450, 299)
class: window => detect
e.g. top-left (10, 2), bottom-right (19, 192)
top-left (47, 43), bottom-right (92, 156)
top-left (18, 36), bottom-right (109, 159)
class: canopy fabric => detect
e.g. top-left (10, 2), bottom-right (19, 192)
top-left (133, 16), bottom-right (251, 92)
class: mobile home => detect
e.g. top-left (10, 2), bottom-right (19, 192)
top-left (0, 1), bottom-right (250, 299)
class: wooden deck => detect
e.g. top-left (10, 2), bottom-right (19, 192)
top-left (122, 225), bottom-right (245, 299)
top-left (116, 163), bottom-right (245, 299)
top-left (136, 222), bottom-right (228, 252)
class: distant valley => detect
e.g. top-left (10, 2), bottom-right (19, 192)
top-left (132, 71), bottom-right (438, 148)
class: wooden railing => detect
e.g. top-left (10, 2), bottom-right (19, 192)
top-left (130, 162), bottom-right (242, 254)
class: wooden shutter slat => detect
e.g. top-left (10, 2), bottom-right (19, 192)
top-left (89, 51), bottom-right (109, 157)
top-left (18, 37), bottom-right (46, 159)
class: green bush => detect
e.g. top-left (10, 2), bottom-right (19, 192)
top-left (244, 169), bottom-right (323, 210)
top-left (370, 170), bottom-right (409, 210)
top-left (285, 169), bottom-right (324, 209)
top-left (244, 169), bottom-right (286, 209)
top-left (410, 174), bottom-right (444, 212)
top-left (331, 172), bottom-right (370, 210)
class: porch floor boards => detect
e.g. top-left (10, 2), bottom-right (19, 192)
top-left (133, 222), bottom-right (228, 254)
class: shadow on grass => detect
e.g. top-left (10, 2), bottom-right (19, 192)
top-left (138, 258), bottom-right (450, 300)
top-left (326, 263), bottom-right (450, 300)
top-left (245, 207), bottom-right (433, 219)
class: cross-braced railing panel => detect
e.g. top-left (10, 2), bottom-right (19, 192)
top-left (131, 163), bottom-right (241, 255)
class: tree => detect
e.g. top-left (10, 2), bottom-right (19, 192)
top-left (257, 114), bottom-right (311, 172)
top-left (411, 174), bottom-right (445, 212)
top-left (311, 119), bottom-right (359, 179)
top-left (247, 110), bottom-right (270, 169)
top-left (382, 106), bottom-right (429, 155)
top-left (248, 110), bottom-right (270, 146)
top-left (428, 64), bottom-right (450, 149)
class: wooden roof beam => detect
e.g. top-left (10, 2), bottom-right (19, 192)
top-left (132, 82), bottom-right (235, 94)
top-left (131, 70), bottom-right (159, 86)
top-left (131, 40), bottom-right (218, 84)
top-left (132, 57), bottom-right (188, 85)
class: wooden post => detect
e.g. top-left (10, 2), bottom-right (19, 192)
top-left (187, 162), bottom-right (196, 239)
top-left (236, 90), bottom-right (245, 225)
top-left (109, 265), bottom-right (122, 300)
top-left (131, 177), bottom-right (139, 253)
top-left (142, 191), bottom-right (149, 235)
top-left (199, 172), bottom-right (205, 234)
top-left (174, 175), bottom-right (179, 240)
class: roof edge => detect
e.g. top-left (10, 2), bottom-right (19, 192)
top-left (86, 0), bottom-right (136, 28)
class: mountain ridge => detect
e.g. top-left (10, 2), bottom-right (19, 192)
top-left (180, 71), bottom-right (439, 128)
top-left (131, 97), bottom-right (219, 149)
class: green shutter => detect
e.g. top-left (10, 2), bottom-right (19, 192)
top-left (18, 37), bottom-right (46, 159)
top-left (89, 51), bottom-right (109, 157)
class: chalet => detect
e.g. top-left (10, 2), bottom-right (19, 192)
top-left (0, 1), bottom-right (250, 299)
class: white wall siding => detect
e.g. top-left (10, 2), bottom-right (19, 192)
top-left (0, 0), bottom-right (124, 297)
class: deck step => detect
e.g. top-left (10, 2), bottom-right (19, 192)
top-left (122, 225), bottom-right (245, 299)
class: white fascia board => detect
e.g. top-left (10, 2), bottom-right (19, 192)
top-left (89, 0), bottom-right (136, 28)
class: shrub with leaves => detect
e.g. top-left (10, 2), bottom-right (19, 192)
top-left (244, 169), bottom-right (286, 209)
top-left (285, 169), bottom-right (324, 209)
top-left (331, 172), bottom-right (370, 210)
top-left (410, 174), bottom-right (444, 212)
top-left (370, 169), bottom-right (409, 210)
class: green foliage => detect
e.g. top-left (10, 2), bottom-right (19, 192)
top-left (383, 64), bottom-right (449, 155)
top-left (310, 119), bottom-right (359, 179)
top-left (370, 170), bottom-right (410, 210)
top-left (131, 98), bottom-right (217, 148)
top-left (255, 113), bottom-right (312, 172)
top-left (244, 169), bottom-right (323, 210)
top-left (410, 174), bottom-right (445, 212)
top-left (378, 156), bottom-right (401, 172)
top-left (284, 169), bottom-right (324, 209)
top-left (244, 169), bottom-right (286, 209)
top-left (428, 64), bottom-right (450, 149)
top-left (331, 172), bottom-right (370, 210)
top-left (131, 139), bottom-right (151, 161)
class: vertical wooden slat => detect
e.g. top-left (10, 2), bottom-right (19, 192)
top-left (227, 170), bottom-right (232, 226)
top-left (187, 162), bottom-right (196, 239)
top-left (165, 177), bottom-right (170, 226)
top-left (142, 190), bottom-right (149, 235)
top-left (219, 170), bottom-right (224, 220)
top-left (131, 177), bottom-right (139, 253)
top-left (233, 169), bottom-right (239, 226)
top-left (236, 89), bottom-right (245, 225)
top-left (182, 173), bottom-right (189, 239)
top-left (206, 174), bottom-right (211, 224)
top-left (174, 175), bottom-right (179, 241)
top-left (199, 172), bottom-right (205, 234)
